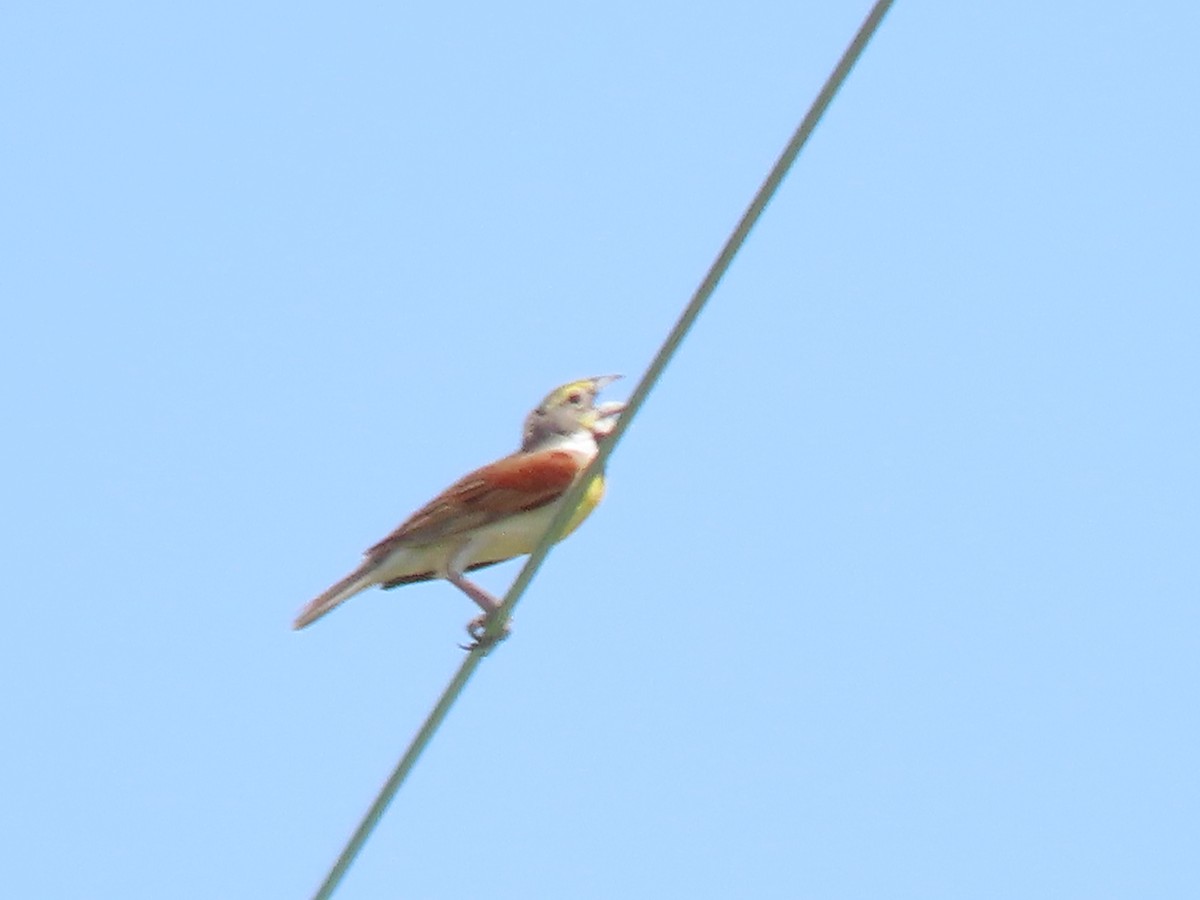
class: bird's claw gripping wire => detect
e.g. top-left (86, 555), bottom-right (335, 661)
top-left (460, 613), bottom-right (512, 653)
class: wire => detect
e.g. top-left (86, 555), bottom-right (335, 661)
top-left (309, 3), bottom-right (895, 896)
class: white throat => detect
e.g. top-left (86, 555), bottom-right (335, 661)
top-left (530, 428), bottom-right (599, 460)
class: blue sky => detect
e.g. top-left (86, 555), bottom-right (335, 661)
top-left (3, 2), bottom-right (1198, 897)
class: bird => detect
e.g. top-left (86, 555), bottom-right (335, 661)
top-left (293, 375), bottom-right (625, 648)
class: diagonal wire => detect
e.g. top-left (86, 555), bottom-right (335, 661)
top-left (310, 2), bottom-right (894, 897)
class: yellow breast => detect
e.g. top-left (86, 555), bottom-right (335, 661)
top-left (561, 471), bottom-right (606, 538)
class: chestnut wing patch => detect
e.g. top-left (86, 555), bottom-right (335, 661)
top-left (366, 449), bottom-right (582, 562)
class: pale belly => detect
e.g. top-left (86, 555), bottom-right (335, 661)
top-left (373, 475), bottom-right (605, 583)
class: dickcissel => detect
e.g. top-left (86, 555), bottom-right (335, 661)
top-left (293, 375), bottom-right (625, 647)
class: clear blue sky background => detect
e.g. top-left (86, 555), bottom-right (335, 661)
top-left (3, 2), bottom-right (1197, 898)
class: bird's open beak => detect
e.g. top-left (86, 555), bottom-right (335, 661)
top-left (584, 375), bottom-right (624, 440)
top-left (589, 374), bottom-right (623, 391)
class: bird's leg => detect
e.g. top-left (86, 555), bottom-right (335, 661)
top-left (448, 573), bottom-right (512, 651)
top-left (446, 543), bottom-right (511, 651)
top-left (448, 570), bottom-right (502, 615)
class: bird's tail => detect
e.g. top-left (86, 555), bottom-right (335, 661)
top-left (293, 563), bottom-right (378, 630)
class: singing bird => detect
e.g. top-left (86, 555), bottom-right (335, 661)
top-left (293, 376), bottom-right (625, 647)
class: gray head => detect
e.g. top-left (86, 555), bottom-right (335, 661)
top-left (521, 375), bottom-right (625, 451)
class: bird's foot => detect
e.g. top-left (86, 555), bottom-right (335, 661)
top-left (460, 613), bottom-right (512, 653)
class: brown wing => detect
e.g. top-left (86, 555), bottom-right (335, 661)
top-left (365, 448), bottom-right (584, 563)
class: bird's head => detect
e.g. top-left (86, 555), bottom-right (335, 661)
top-left (522, 375), bottom-right (625, 450)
